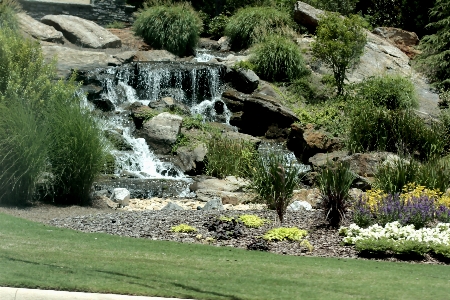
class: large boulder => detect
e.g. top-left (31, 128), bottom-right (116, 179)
top-left (225, 68), bottom-right (259, 94)
top-left (293, 1), bottom-right (324, 31)
top-left (190, 176), bottom-right (254, 204)
top-left (175, 143), bottom-right (207, 175)
top-left (41, 15), bottom-right (121, 49)
top-left (17, 13), bottom-right (64, 44)
top-left (372, 27), bottom-right (420, 58)
top-left (133, 50), bottom-right (177, 62)
top-left (140, 112), bottom-right (183, 155)
top-left (286, 123), bottom-right (342, 163)
top-left (111, 188), bottom-right (130, 206)
top-left (222, 89), bottom-right (299, 137)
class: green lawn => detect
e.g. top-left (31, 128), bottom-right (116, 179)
top-left (0, 212), bottom-right (449, 300)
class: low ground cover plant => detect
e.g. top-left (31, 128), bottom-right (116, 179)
top-left (238, 214), bottom-right (267, 228)
top-left (171, 224), bottom-right (197, 233)
top-left (133, 2), bottom-right (202, 56)
top-left (250, 35), bottom-right (309, 82)
top-left (340, 222), bottom-right (450, 258)
top-left (225, 6), bottom-right (294, 50)
top-left (263, 227), bottom-right (308, 241)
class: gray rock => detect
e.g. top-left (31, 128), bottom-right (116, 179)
top-left (104, 130), bottom-right (133, 151)
top-left (140, 112), bottom-right (183, 155)
top-left (222, 131), bottom-right (261, 149)
top-left (202, 198), bottom-right (225, 211)
top-left (93, 97), bottom-right (115, 112)
top-left (226, 68), bottom-right (259, 94)
top-left (161, 202), bottom-right (184, 211)
top-left (111, 188), bottom-right (130, 206)
top-left (17, 13), bottom-right (64, 44)
top-left (113, 51), bottom-right (137, 64)
top-left (287, 200), bottom-right (313, 211)
top-left (41, 15), bottom-right (121, 49)
top-left (293, 1), bottom-right (323, 31)
top-left (175, 143), bottom-right (207, 174)
top-left (218, 36), bottom-right (231, 51)
top-left (133, 50), bottom-right (176, 62)
top-left (42, 45), bottom-right (120, 78)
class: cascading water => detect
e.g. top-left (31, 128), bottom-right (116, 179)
top-left (88, 61), bottom-right (230, 181)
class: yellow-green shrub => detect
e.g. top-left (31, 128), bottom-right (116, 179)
top-left (239, 215), bottom-right (267, 228)
top-left (171, 224), bottom-right (197, 233)
top-left (263, 227), bottom-right (308, 241)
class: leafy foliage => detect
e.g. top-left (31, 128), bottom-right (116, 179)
top-left (311, 12), bottom-right (367, 95)
top-left (374, 159), bottom-right (419, 194)
top-left (250, 35), bottom-right (309, 82)
top-left (352, 75), bottom-right (418, 110)
top-left (263, 227), bottom-right (308, 241)
top-left (224, 6), bottom-right (295, 50)
top-left (207, 14), bottom-right (228, 40)
top-left (317, 161), bottom-right (355, 227)
top-left (250, 150), bottom-right (302, 223)
top-left (0, 0), bottom-right (21, 30)
top-left (205, 136), bottom-right (257, 179)
top-left (417, 0), bottom-right (450, 90)
top-left (238, 214), bottom-right (267, 228)
top-left (133, 2), bottom-right (203, 56)
top-left (204, 217), bottom-right (243, 240)
top-left (171, 224), bottom-right (197, 233)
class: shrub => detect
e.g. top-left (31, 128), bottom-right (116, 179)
top-left (250, 35), bottom-right (309, 82)
top-left (415, 159), bottom-right (450, 193)
top-left (204, 217), bottom-right (243, 240)
top-left (0, 0), bottom-right (21, 30)
top-left (207, 14), bottom-right (228, 40)
top-left (205, 136), bottom-right (257, 179)
top-left (317, 161), bottom-right (355, 227)
top-left (171, 224), bottom-right (197, 233)
top-left (353, 75), bottom-right (418, 110)
top-left (224, 6), bottom-right (294, 50)
top-left (106, 21), bottom-right (126, 29)
top-left (238, 214), bottom-right (267, 228)
top-left (133, 2), bottom-right (203, 56)
top-left (263, 227), bottom-right (308, 241)
top-left (348, 106), bottom-right (447, 160)
top-left (374, 158), bottom-right (419, 194)
top-left (311, 12), bottom-right (367, 95)
top-left (251, 150), bottom-right (302, 223)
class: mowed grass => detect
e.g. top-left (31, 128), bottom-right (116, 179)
top-left (0, 213), bottom-right (449, 299)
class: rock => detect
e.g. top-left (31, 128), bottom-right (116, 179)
top-left (293, 1), bottom-right (323, 31)
top-left (202, 198), bottom-right (225, 211)
top-left (130, 103), bottom-right (154, 129)
top-left (198, 38), bottom-right (220, 50)
top-left (161, 202), bottom-right (184, 210)
top-left (113, 51), bottom-right (137, 64)
top-left (226, 68), bottom-right (259, 94)
top-left (140, 112), bottom-right (183, 155)
top-left (149, 97), bottom-right (177, 110)
top-left (308, 151), bottom-right (349, 169)
top-left (372, 27), bottom-right (420, 58)
top-left (175, 143), bottom-right (207, 175)
top-left (222, 195), bottom-right (240, 205)
top-left (81, 84), bottom-right (103, 102)
top-left (133, 50), bottom-right (176, 62)
top-left (287, 123), bottom-right (343, 163)
top-left (190, 176), bottom-right (248, 192)
top-left (222, 131), bottom-right (261, 149)
top-left (287, 200), bottom-right (313, 211)
top-left (42, 45), bottom-right (120, 78)
top-left (292, 188), bottom-right (321, 208)
top-left (218, 36), bottom-right (231, 51)
top-left (340, 152), bottom-right (395, 177)
top-left (111, 188), bottom-right (130, 206)
top-left (104, 130), bottom-right (133, 151)
top-left (93, 97), bottom-right (115, 112)
top-left (222, 89), bottom-right (299, 137)
top-left (17, 13), bottom-right (64, 44)
top-left (41, 15), bottom-right (121, 49)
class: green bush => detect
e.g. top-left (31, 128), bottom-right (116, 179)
top-left (207, 14), bottom-right (228, 40)
top-left (133, 3), bottom-right (203, 56)
top-left (348, 105), bottom-right (447, 160)
top-left (416, 159), bottom-right (450, 193)
top-left (352, 75), bottom-right (418, 110)
top-left (251, 150), bottom-right (302, 223)
top-left (250, 35), bottom-right (309, 82)
top-left (311, 12), bottom-right (367, 95)
top-left (238, 214), bottom-right (267, 228)
top-left (106, 21), bottom-right (126, 29)
top-left (225, 6), bottom-right (294, 50)
top-left (317, 161), bottom-right (355, 227)
top-left (263, 227), bottom-right (308, 241)
top-left (374, 159), bottom-right (419, 194)
top-left (205, 136), bottom-right (257, 179)
top-left (0, 0), bottom-right (21, 30)
top-left (171, 224), bottom-right (197, 233)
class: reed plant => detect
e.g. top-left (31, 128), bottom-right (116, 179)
top-left (133, 2), bottom-right (203, 56)
top-left (205, 136), bottom-right (257, 179)
top-left (374, 158), bottom-right (419, 194)
top-left (317, 161), bottom-right (355, 227)
top-left (250, 35), bottom-right (309, 82)
top-left (251, 150), bottom-right (302, 223)
top-left (225, 6), bottom-right (295, 50)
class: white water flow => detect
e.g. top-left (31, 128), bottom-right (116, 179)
top-left (95, 62), bottom-right (229, 179)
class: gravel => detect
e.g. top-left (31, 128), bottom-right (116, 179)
top-left (0, 204), bottom-right (446, 264)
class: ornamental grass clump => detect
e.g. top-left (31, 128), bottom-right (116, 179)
top-left (318, 161), bottom-right (355, 227)
top-left (250, 35), bottom-right (309, 82)
top-left (225, 6), bottom-right (295, 50)
top-left (251, 150), bottom-right (302, 223)
top-left (133, 2), bottom-right (203, 56)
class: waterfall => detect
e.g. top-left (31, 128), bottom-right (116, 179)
top-left (89, 62), bottom-right (228, 180)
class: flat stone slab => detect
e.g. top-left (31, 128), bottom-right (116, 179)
top-left (41, 15), bottom-right (121, 49)
top-left (17, 13), bottom-right (64, 44)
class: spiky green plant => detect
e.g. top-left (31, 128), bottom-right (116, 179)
top-left (225, 6), bottom-right (295, 51)
top-left (251, 150), bottom-right (302, 223)
top-left (133, 2), bottom-right (203, 56)
top-left (250, 35), bottom-right (309, 82)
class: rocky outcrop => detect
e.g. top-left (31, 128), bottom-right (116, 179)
top-left (222, 89), bottom-right (299, 137)
top-left (225, 68), bottom-right (259, 94)
top-left (372, 27), bottom-right (420, 58)
top-left (175, 143), bottom-right (207, 175)
top-left (17, 13), bottom-right (64, 44)
top-left (133, 50), bottom-right (177, 62)
top-left (286, 123), bottom-right (342, 163)
top-left (190, 176), bottom-right (255, 204)
top-left (140, 112), bottom-right (183, 155)
top-left (293, 1), bottom-right (323, 31)
top-left (41, 15), bottom-right (121, 49)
